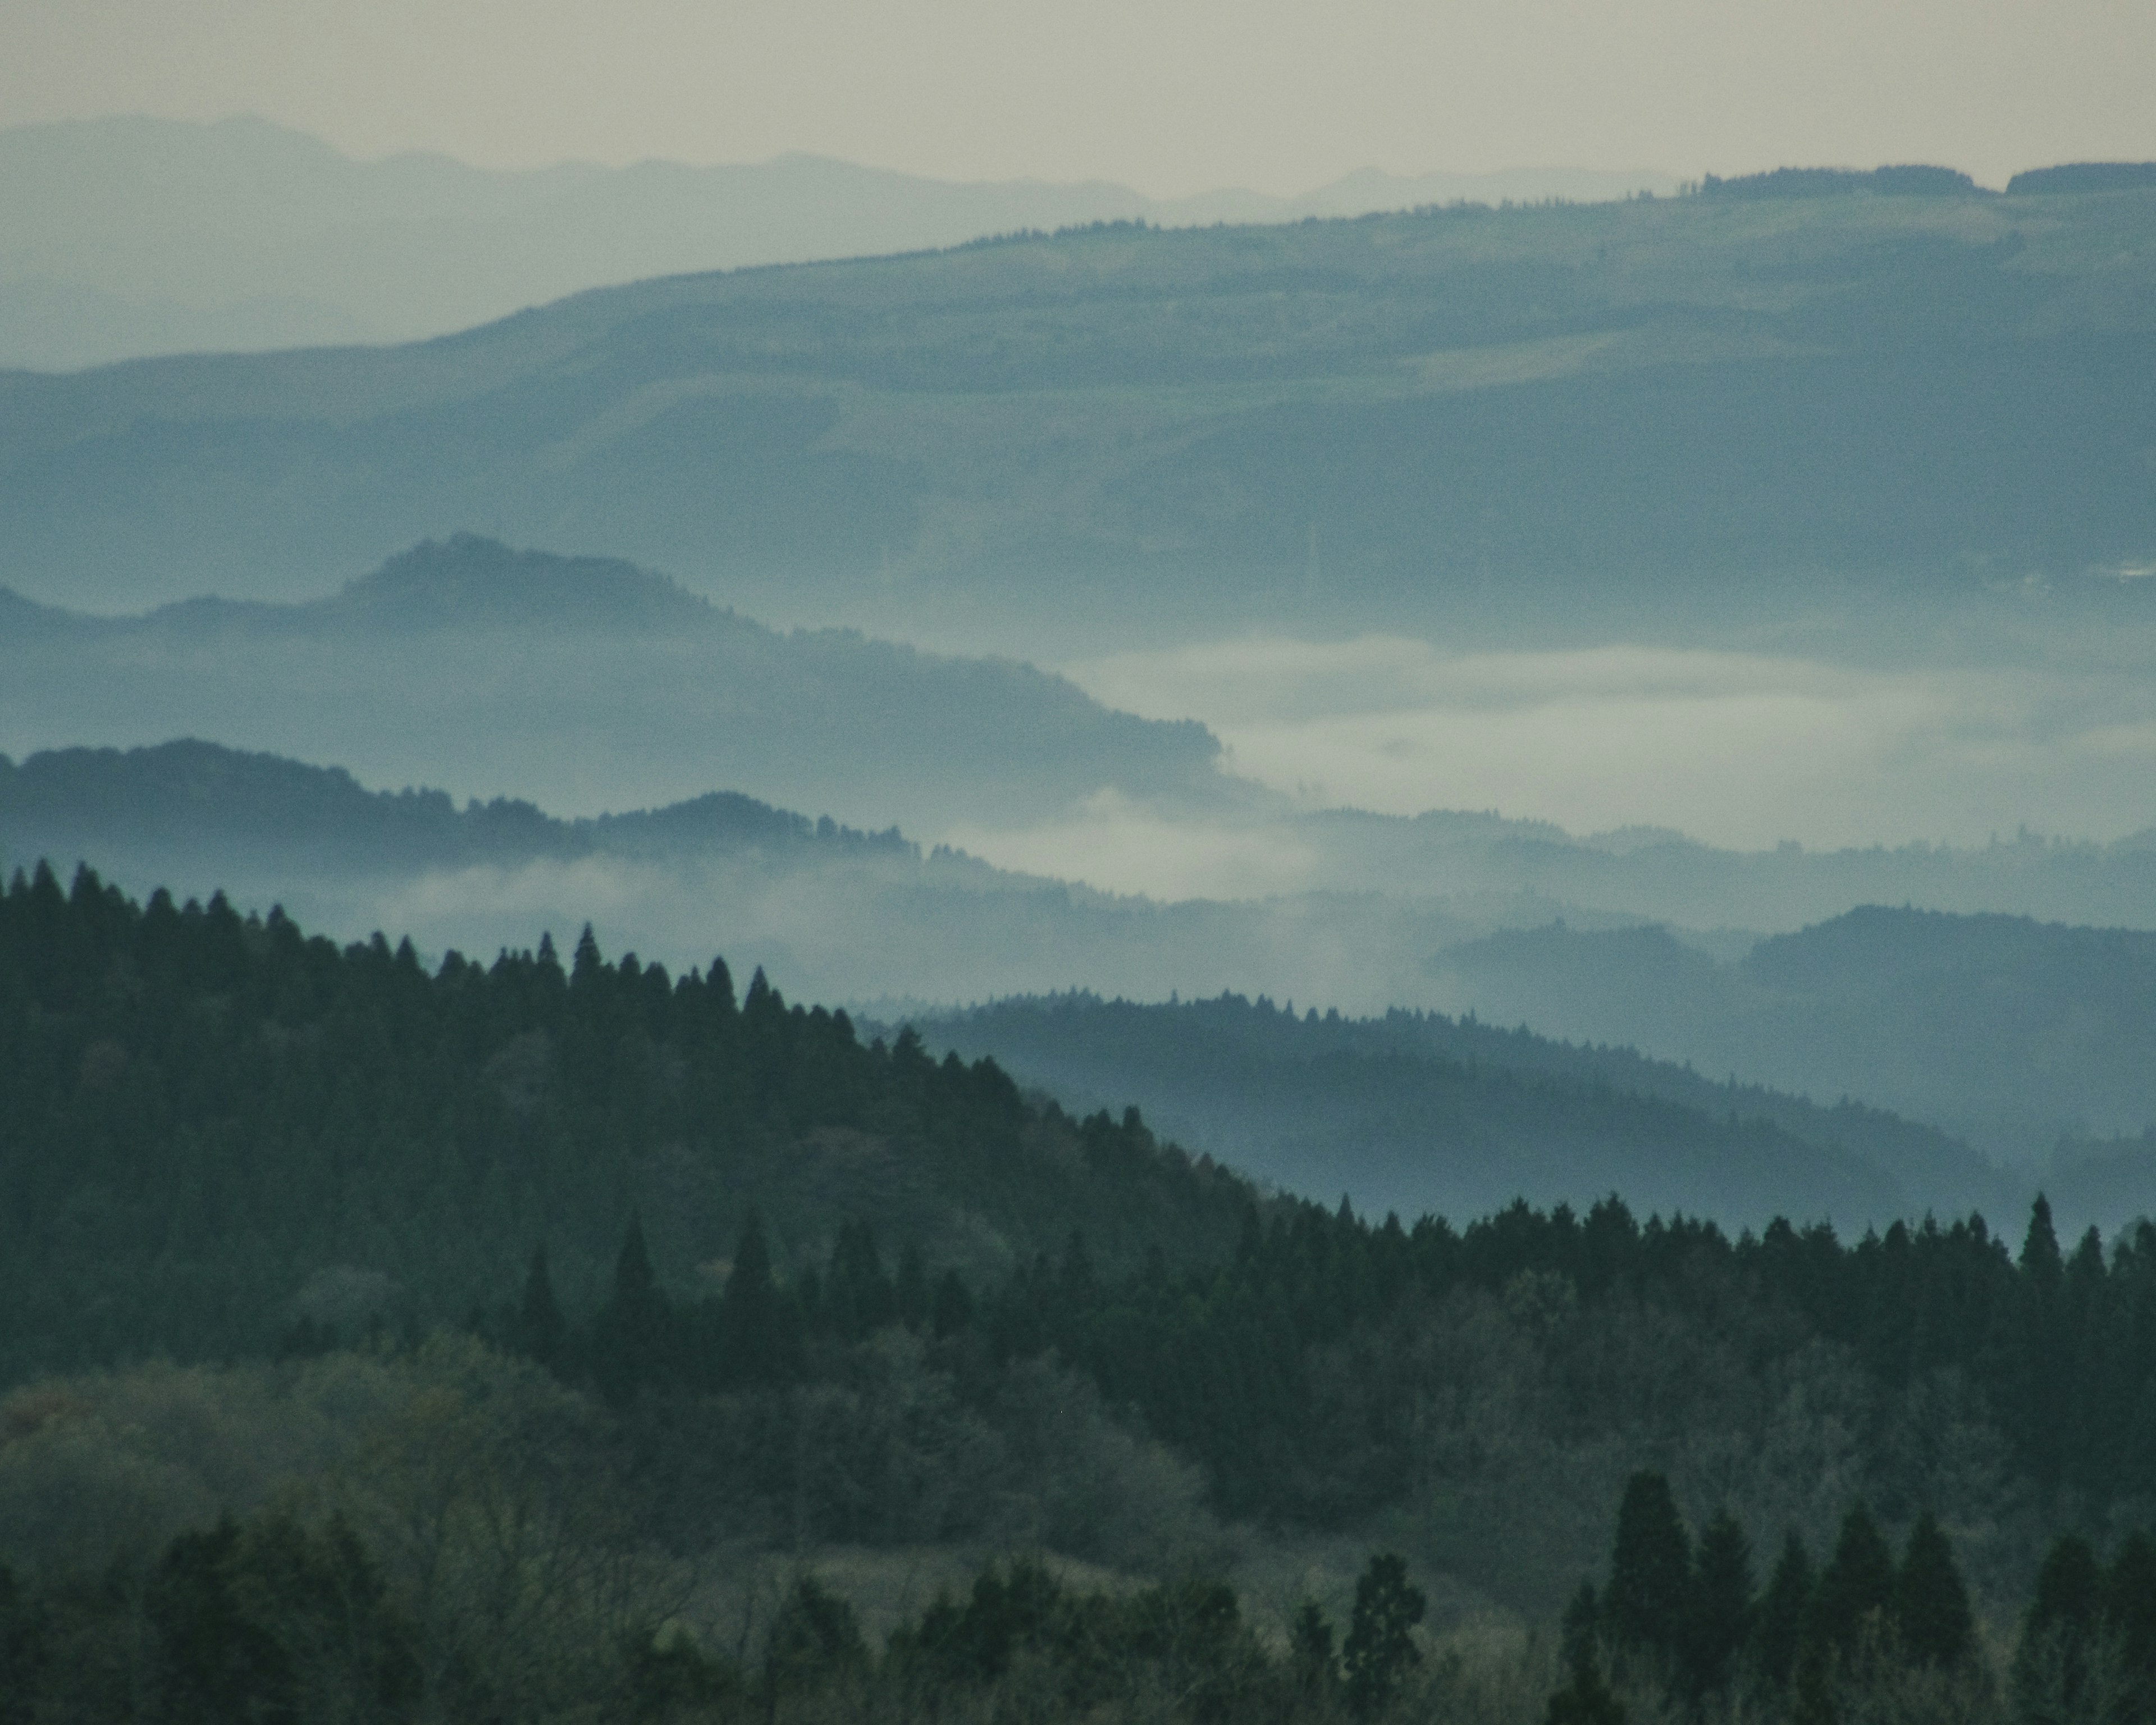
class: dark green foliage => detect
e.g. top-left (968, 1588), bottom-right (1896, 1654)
top-left (145, 1513), bottom-right (417, 1725)
top-left (149, 1521), bottom-right (298, 1725)
top-left (1605, 1472), bottom-right (1692, 1660)
top-left (1341, 1553), bottom-right (1424, 1717)
top-left (1810, 1503), bottom-right (1898, 1661)
top-left (1895, 1509), bottom-right (1975, 1668)
top-left (1546, 1655), bottom-right (1628, 1725)
top-left (895, 1559), bottom-right (1263, 1721)
top-left (0, 865), bottom-right (1243, 1385)
top-left (1753, 1532), bottom-right (1815, 1690)
top-left (0, 1564), bottom-right (43, 1725)
top-left (1548, 1585), bottom-right (1627, 1725)
top-left (1685, 1509), bottom-right (1754, 1696)
top-left (594, 1216), bottom-right (672, 1407)
top-left (517, 1245), bottom-right (567, 1371)
top-left (716, 1211), bottom-right (796, 1385)
top-left (2012, 1535), bottom-right (2104, 1723)
top-left (765, 1575), bottom-right (867, 1690)
top-left (2103, 1532), bottom-right (2156, 1705)
top-left (1290, 1602), bottom-right (1337, 1698)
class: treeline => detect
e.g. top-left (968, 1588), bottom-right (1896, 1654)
top-left (0, 1503), bottom-right (1443, 1725)
top-left (1550, 1471), bottom-right (2156, 1724)
top-left (0, 861), bottom-right (1245, 1382)
top-left (0, 738), bottom-right (914, 872)
top-left (6, 1430), bottom-right (2151, 1724)
top-left (511, 1175), bottom-right (2156, 1527)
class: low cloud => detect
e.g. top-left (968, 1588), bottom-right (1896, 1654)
top-left (1065, 637), bottom-right (2156, 853)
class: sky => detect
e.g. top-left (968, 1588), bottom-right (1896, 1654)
top-left (2, 0), bottom-right (2152, 196)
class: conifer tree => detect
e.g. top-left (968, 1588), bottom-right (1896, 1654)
top-left (720, 1210), bottom-right (789, 1385)
top-left (516, 1244), bottom-right (568, 1371)
top-left (2013, 1535), bottom-right (2103, 1724)
top-left (1547, 1582), bottom-right (1626, 1725)
top-left (1809, 1503), bottom-right (1896, 1660)
top-left (895, 1242), bottom-right (929, 1332)
top-left (1894, 1509), bottom-right (1974, 1668)
top-left (1342, 1553), bottom-right (1424, 1718)
top-left (1685, 1508), bottom-right (1754, 1697)
top-left (594, 1216), bottom-right (669, 1407)
top-left (1290, 1601), bottom-right (1337, 1698)
top-left (1606, 1472), bottom-right (1693, 1660)
top-left (2103, 1531), bottom-right (2156, 1717)
top-left (1752, 1531), bottom-right (1814, 1690)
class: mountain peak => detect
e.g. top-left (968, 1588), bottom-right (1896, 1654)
top-left (328, 534), bottom-right (719, 633)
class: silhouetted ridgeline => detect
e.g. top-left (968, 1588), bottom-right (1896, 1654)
top-left (0, 738), bottom-right (912, 872)
top-left (0, 535), bottom-right (1227, 829)
top-left (1428, 906), bottom-right (2156, 1169)
top-left (2006, 162), bottom-right (2156, 195)
top-left (907, 991), bottom-right (2011, 1231)
top-left (1698, 165), bottom-right (1983, 198)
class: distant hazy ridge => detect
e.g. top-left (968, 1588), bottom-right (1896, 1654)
top-left (3, 161), bottom-right (2150, 629)
top-left (0, 115), bottom-right (1680, 369)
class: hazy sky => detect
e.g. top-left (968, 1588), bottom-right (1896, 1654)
top-left (2, 0), bottom-right (2150, 194)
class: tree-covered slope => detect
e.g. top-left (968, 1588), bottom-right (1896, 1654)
top-left (0, 860), bottom-right (1248, 1384)
top-left (907, 991), bottom-right (2015, 1231)
top-left (3, 186), bottom-right (2153, 628)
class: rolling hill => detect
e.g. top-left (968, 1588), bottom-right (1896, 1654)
top-left (3, 181), bottom-right (2153, 636)
top-left (1428, 907), bottom-right (2156, 1166)
top-left (0, 535), bottom-right (1225, 830)
top-left (905, 991), bottom-right (2018, 1233)
top-left (0, 115), bottom-right (1679, 369)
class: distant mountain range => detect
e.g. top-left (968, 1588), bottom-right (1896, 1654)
top-left (1425, 910), bottom-right (2156, 1165)
top-left (4, 171), bottom-right (2151, 632)
top-left (0, 535), bottom-right (1225, 831)
top-left (0, 116), bottom-right (1682, 371)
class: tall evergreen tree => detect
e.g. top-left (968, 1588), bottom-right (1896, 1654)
top-left (719, 1210), bottom-right (792, 1385)
top-left (1894, 1509), bottom-right (1974, 1668)
top-left (593, 1216), bottom-right (669, 1407)
top-left (1752, 1532), bottom-right (1814, 1690)
top-left (1606, 1472), bottom-right (1693, 1661)
top-left (1809, 1503), bottom-right (1897, 1660)
top-left (1685, 1508), bottom-right (1754, 1697)
top-left (2013, 1535), bottom-right (2103, 1725)
top-left (1342, 1553), bottom-right (1424, 1718)
top-left (517, 1244), bottom-right (567, 1372)
top-left (2104, 1532), bottom-right (2156, 1710)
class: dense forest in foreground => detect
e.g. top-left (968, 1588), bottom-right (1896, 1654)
top-left (4, 861), bottom-right (2155, 1722)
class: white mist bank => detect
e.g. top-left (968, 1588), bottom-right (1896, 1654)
top-left (1053, 636), bottom-right (2156, 864)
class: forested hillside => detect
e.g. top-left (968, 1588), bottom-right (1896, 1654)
top-left (908, 992), bottom-right (2011, 1230)
top-left (3, 184), bottom-right (2153, 631)
top-left (0, 859), bottom-right (1246, 1381)
top-left (6, 861), bottom-right (2156, 1723)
